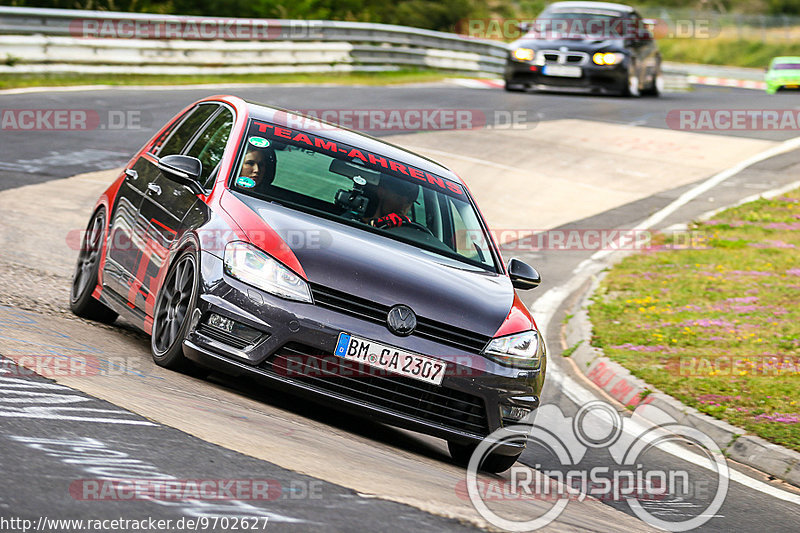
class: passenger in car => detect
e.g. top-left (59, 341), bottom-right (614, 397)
top-left (237, 146), bottom-right (277, 189)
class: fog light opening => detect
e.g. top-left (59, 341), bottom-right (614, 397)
top-left (208, 313), bottom-right (235, 333)
top-left (501, 404), bottom-right (532, 423)
top-left (202, 313), bottom-right (265, 345)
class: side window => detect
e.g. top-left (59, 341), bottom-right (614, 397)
top-left (185, 108), bottom-right (235, 190)
top-left (154, 104), bottom-right (217, 157)
top-left (448, 197), bottom-right (490, 264)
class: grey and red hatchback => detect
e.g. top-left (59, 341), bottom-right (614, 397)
top-left (70, 95), bottom-right (546, 472)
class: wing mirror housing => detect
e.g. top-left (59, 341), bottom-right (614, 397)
top-left (508, 258), bottom-right (541, 290)
top-left (157, 154), bottom-right (205, 195)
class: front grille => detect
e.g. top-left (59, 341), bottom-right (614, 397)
top-left (309, 283), bottom-right (491, 353)
top-left (540, 49), bottom-right (589, 65)
top-left (263, 343), bottom-right (489, 435)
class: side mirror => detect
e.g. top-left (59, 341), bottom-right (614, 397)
top-left (518, 22), bottom-right (531, 33)
top-left (508, 258), bottom-right (541, 290)
top-left (157, 154), bottom-right (204, 195)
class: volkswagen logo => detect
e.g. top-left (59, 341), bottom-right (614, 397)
top-left (386, 304), bottom-right (416, 336)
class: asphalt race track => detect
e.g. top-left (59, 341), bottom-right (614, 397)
top-left (1, 81), bottom-right (800, 532)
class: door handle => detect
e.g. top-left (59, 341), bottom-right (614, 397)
top-left (147, 183), bottom-right (162, 196)
top-left (125, 168), bottom-right (138, 180)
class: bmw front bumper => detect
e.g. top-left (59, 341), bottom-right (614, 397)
top-left (504, 58), bottom-right (628, 92)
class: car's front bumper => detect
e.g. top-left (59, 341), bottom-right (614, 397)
top-left (182, 251), bottom-right (545, 455)
top-left (505, 58), bottom-right (628, 92)
top-left (766, 79), bottom-right (800, 93)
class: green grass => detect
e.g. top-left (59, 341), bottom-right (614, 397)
top-left (658, 37), bottom-right (800, 68)
top-left (0, 69), bottom-right (459, 90)
top-left (589, 189), bottom-right (800, 452)
top-left (561, 340), bottom-right (584, 358)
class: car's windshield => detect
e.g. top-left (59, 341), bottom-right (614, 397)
top-left (534, 10), bottom-right (629, 38)
top-left (230, 118), bottom-right (498, 271)
top-left (773, 63), bottom-right (800, 70)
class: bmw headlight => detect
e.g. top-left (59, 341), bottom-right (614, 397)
top-left (513, 48), bottom-right (535, 61)
top-left (483, 330), bottom-right (541, 368)
top-left (224, 241), bottom-right (312, 303)
top-left (592, 52), bottom-right (625, 65)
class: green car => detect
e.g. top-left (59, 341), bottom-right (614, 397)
top-left (765, 56), bottom-right (800, 94)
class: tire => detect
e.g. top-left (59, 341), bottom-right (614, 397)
top-left (151, 249), bottom-right (199, 370)
top-left (504, 80), bottom-right (527, 92)
top-left (622, 60), bottom-right (641, 97)
top-left (70, 209), bottom-right (118, 324)
top-left (641, 60), bottom-right (663, 97)
top-left (448, 440), bottom-right (522, 474)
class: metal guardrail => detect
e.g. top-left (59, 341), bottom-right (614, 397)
top-left (0, 6), bottom-right (692, 89)
top-left (0, 6), bottom-right (508, 75)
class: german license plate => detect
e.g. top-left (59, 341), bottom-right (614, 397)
top-left (542, 65), bottom-right (582, 78)
top-left (334, 333), bottom-right (445, 385)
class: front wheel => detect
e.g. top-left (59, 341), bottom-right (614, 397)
top-left (151, 250), bottom-right (199, 370)
top-left (504, 80), bottom-right (527, 92)
top-left (622, 61), bottom-right (641, 97)
top-left (70, 209), bottom-right (118, 324)
top-left (448, 440), bottom-right (522, 474)
top-left (641, 61), bottom-right (663, 97)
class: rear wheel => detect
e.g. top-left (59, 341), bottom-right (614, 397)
top-left (151, 250), bottom-right (198, 370)
top-left (70, 209), bottom-right (118, 324)
top-left (448, 440), bottom-right (522, 474)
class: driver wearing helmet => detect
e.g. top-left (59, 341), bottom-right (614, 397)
top-left (365, 176), bottom-right (419, 229)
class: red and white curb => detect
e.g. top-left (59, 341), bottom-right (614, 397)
top-left (687, 75), bottom-right (766, 91)
top-left (448, 78), bottom-right (504, 89)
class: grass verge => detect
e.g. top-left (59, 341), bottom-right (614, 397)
top-left (589, 188), bottom-right (800, 452)
top-left (0, 69), bottom-right (459, 90)
top-left (658, 37), bottom-right (800, 68)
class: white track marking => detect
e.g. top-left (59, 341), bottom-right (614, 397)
top-left (638, 135), bottom-right (800, 231)
top-left (535, 134), bottom-right (800, 501)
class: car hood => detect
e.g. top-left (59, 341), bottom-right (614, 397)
top-left (513, 36), bottom-right (622, 51)
top-left (233, 194), bottom-right (514, 336)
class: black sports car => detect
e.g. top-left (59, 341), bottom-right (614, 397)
top-left (70, 96), bottom-right (546, 472)
top-left (505, 1), bottom-right (662, 96)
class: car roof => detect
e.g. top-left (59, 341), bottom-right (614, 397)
top-left (545, 1), bottom-right (635, 13)
top-left (243, 100), bottom-right (464, 185)
top-left (772, 56), bottom-right (800, 63)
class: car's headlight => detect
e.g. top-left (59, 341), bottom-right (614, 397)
top-left (223, 241), bottom-right (311, 303)
top-left (592, 52), bottom-right (624, 65)
top-left (513, 48), bottom-right (535, 61)
top-left (483, 330), bottom-right (541, 368)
